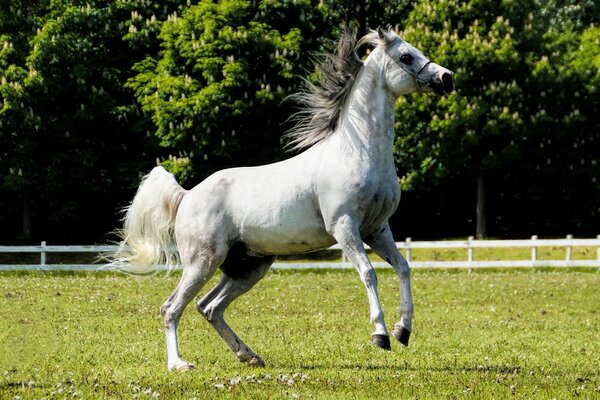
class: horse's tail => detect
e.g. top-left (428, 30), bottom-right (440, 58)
top-left (108, 166), bottom-right (187, 274)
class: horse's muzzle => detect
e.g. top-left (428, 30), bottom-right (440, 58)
top-left (420, 63), bottom-right (454, 95)
top-left (441, 72), bottom-right (454, 93)
top-left (429, 72), bottom-right (454, 95)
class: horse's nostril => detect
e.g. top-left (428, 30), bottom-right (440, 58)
top-left (441, 72), bottom-right (454, 92)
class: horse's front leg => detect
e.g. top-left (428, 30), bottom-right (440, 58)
top-left (364, 222), bottom-right (413, 346)
top-left (331, 216), bottom-right (391, 350)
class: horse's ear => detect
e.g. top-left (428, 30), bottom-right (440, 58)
top-left (377, 25), bottom-right (395, 44)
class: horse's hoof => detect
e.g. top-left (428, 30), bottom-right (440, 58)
top-left (371, 334), bottom-right (391, 350)
top-left (171, 361), bottom-right (195, 372)
top-left (176, 363), bottom-right (195, 372)
top-left (392, 325), bottom-right (411, 346)
top-left (248, 355), bottom-right (265, 367)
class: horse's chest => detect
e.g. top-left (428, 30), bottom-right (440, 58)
top-left (359, 180), bottom-right (400, 233)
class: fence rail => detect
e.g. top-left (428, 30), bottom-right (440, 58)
top-left (1, 235), bottom-right (599, 271)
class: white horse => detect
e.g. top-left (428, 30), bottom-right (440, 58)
top-left (111, 27), bottom-right (453, 371)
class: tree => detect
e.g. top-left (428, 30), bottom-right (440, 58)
top-left (320, 0), bottom-right (416, 39)
top-left (392, 0), bottom-right (599, 237)
top-left (517, 23), bottom-right (600, 234)
top-left (1, 0), bottom-right (596, 242)
top-left (0, 1), bottom-right (51, 239)
top-left (127, 0), bottom-right (328, 183)
top-left (0, 0), bottom-right (180, 242)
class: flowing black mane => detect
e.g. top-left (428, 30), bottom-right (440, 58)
top-left (285, 31), bottom-right (366, 151)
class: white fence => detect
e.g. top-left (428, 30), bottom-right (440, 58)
top-left (1, 235), bottom-right (599, 271)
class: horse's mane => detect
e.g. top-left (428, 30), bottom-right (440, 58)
top-left (285, 30), bottom-right (384, 151)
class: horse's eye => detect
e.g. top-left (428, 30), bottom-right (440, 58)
top-left (399, 54), bottom-right (413, 64)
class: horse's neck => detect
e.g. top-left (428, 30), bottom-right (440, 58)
top-left (338, 49), bottom-right (395, 160)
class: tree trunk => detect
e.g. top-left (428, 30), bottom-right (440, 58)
top-left (22, 188), bottom-right (33, 241)
top-left (476, 175), bottom-right (487, 238)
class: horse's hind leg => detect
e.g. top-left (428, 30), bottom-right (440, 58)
top-left (161, 240), bottom-right (226, 371)
top-left (197, 248), bottom-right (274, 366)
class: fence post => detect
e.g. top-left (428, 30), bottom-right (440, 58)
top-left (405, 237), bottom-right (412, 262)
top-left (40, 241), bottom-right (47, 267)
top-left (467, 236), bottom-right (474, 272)
top-left (531, 235), bottom-right (538, 267)
top-left (565, 234), bottom-right (573, 265)
top-left (597, 234), bottom-right (600, 271)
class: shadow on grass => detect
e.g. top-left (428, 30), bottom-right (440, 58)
top-left (0, 381), bottom-right (51, 389)
top-left (288, 362), bottom-right (524, 374)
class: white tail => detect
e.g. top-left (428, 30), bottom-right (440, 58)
top-left (108, 166), bottom-right (187, 274)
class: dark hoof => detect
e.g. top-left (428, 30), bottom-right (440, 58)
top-left (247, 356), bottom-right (265, 367)
top-left (371, 334), bottom-right (391, 350)
top-left (392, 326), bottom-right (411, 346)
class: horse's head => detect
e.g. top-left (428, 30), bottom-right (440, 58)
top-left (374, 27), bottom-right (454, 97)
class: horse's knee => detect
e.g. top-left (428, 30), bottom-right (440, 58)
top-left (196, 299), bottom-right (215, 322)
top-left (396, 257), bottom-right (410, 278)
top-left (199, 302), bottom-right (222, 323)
top-left (360, 268), bottom-right (378, 287)
top-left (160, 303), bottom-right (179, 327)
top-left (196, 295), bottom-right (211, 315)
top-left (196, 300), bottom-right (211, 321)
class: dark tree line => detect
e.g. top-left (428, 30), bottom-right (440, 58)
top-left (1, 0), bottom-right (598, 243)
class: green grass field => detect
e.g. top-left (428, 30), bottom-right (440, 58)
top-left (1, 269), bottom-right (599, 399)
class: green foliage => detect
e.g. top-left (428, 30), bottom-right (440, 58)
top-left (0, 2), bottom-right (48, 192)
top-left (319, 0), bottom-right (415, 37)
top-left (0, 0), bottom-right (179, 240)
top-left (519, 23), bottom-right (600, 229)
top-left (395, 0), bottom-right (536, 189)
top-left (128, 0), bottom-right (326, 181)
top-left (537, 0), bottom-right (600, 31)
top-left (391, 0), bottom-right (600, 235)
top-left (571, 26), bottom-right (600, 76)
top-left (0, 0), bottom-right (598, 240)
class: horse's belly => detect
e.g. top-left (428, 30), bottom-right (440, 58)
top-left (243, 232), bottom-right (336, 255)
top-left (237, 210), bottom-right (334, 255)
